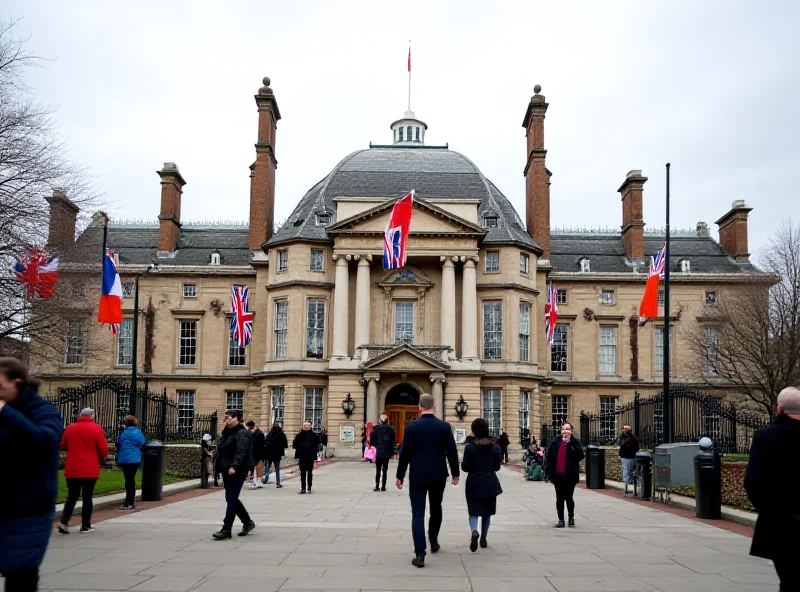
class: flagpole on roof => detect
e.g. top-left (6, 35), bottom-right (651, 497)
top-left (663, 164), bottom-right (673, 444)
top-left (407, 41), bottom-right (411, 112)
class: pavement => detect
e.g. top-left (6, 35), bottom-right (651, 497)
top-left (10, 461), bottom-right (779, 592)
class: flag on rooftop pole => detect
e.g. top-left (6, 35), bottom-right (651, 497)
top-left (639, 244), bottom-right (666, 322)
top-left (98, 249), bottom-right (123, 332)
top-left (383, 191), bottom-right (414, 270)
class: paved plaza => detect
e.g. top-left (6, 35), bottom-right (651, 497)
top-left (14, 462), bottom-right (778, 592)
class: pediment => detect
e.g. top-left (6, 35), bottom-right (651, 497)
top-left (377, 266), bottom-right (433, 288)
top-left (361, 343), bottom-right (448, 371)
top-left (327, 196), bottom-right (486, 237)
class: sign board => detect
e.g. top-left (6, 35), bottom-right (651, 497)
top-left (340, 425), bottom-right (355, 444)
top-left (455, 428), bottom-right (467, 443)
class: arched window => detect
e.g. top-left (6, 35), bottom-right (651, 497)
top-left (415, 127), bottom-right (420, 141)
top-left (407, 125), bottom-right (412, 140)
top-left (398, 127), bottom-right (403, 142)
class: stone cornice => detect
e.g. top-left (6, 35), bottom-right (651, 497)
top-left (549, 271), bottom-right (771, 285)
top-left (476, 283), bottom-right (540, 295)
top-left (266, 280), bottom-right (335, 291)
top-left (169, 308), bottom-right (206, 317)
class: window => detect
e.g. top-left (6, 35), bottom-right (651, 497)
top-left (520, 253), bottom-right (529, 275)
top-left (316, 214), bottom-right (331, 226)
top-left (681, 259), bottom-right (691, 273)
top-left (556, 289), bottom-right (568, 305)
top-left (658, 290), bottom-right (665, 306)
top-left (310, 249), bottom-right (324, 271)
top-left (394, 301), bottom-right (414, 344)
top-left (183, 283), bottom-right (197, 298)
top-left (177, 390), bottom-right (195, 435)
top-left (226, 391), bottom-right (244, 413)
top-left (122, 282), bottom-right (135, 299)
top-left (580, 259), bottom-right (591, 273)
top-left (703, 403), bottom-right (722, 441)
top-left (600, 289), bottom-right (616, 305)
top-left (655, 326), bottom-right (665, 374)
top-left (599, 396), bottom-right (619, 441)
top-left (550, 323), bottom-right (568, 372)
top-left (483, 216), bottom-right (498, 229)
top-left (599, 325), bottom-right (617, 374)
top-left (274, 301), bottom-right (288, 358)
top-left (228, 329), bottom-right (246, 367)
top-left (705, 290), bottom-right (718, 305)
top-left (551, 395), bottom-right (569, 428)
top-left (306, 299), bottom-right (325, 358)
top-left (482, 389), bottom-right (501, 437)
top-left (485, 251), bottom-right (500, 272)
top-left (65, 321), bottom-right (84, 365)
top-left (210, 252), bottom-right (221, 266)
top-left (482, 301), bottom-right (503, 359)
top-left (271, 387), bottom-right (285, 427)
top-left (177, 320), bottom-right (197, 366)
top-left (71, 283), bottom-right (85, 297)
top-left (415, 126), bottom-right (420, 141)
top-left (398, 127), bottom-right (403, 142)
top-left (703, 326), bottom-right (719, 375)
top-left (519, 303), bottom-right (531, 362)
top-left (116, 319), bottom-right (133, 366)
top-left (278, 250), bottom-right (288, 272)
top-left (519, 389), bottom-right (531, 434)
top-left (304, 387), bottom-right (324, 433)
top-left (407, 125), bottom-right (412, 140)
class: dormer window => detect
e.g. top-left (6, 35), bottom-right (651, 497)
top-left (407, 125), bottom-right (412, 139)
top-left (316, 214), bottom-right (331, 226)
top-left (483, 216), bottom-right (498, 229)
top-left (681, 259), bottom-right (691, 273)
top-left (580, 258), bottom-right (591, 273)
top-left (415, 127), bottom-right (420, 141)
top-left (210, 251), bottom-right (221, 266)
top-left (398, 128), bottom-right (403, 142)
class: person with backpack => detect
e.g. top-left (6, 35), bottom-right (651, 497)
top-left (116, 415), bottom-right (146, 510)
top-left (370, 415), bottom-right (396, 492)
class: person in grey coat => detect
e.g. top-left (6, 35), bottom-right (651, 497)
top-left (461, 418), bottom-right (503, 552)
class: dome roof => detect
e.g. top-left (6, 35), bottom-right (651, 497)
top-left (267, 145), bottom-right (540, 251)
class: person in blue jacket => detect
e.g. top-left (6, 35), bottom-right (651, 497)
top-left (0, 357), bottom-right (63, 591)
top-left (117, 415), bottom-right (147, 510)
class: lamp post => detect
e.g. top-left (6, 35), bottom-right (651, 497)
top-left (131, 263), bottom-right (158, 399)
top-left (454, 395), bottom-right (469, 420)
top-left (341, 393), bottom-right (356, 418)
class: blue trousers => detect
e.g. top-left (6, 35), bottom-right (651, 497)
top-left (469, 515), bottom-right (491, 539)
top-left (409, 482), bottom-right (445, 558)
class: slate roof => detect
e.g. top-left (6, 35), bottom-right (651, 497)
top-left (550, 234), bottom-right (756, 274)
top-left (266, 146), bottom-right (541, 251)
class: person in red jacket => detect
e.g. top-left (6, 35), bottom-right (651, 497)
top-left (58, 408), bottom-right (109, 533)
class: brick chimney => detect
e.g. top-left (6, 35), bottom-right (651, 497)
top-left (522, 85), bottom-right (550, 260)
top-left (715, 200), bottom-right (752, 261)
top-left (249, 77), bottom-right (281, 251)
top-left (157, 162), bottom-right (186, 254)
top-left (617, 170), bottom-right (648, 262)
top-left (45, 189), bottom-right (79, 253)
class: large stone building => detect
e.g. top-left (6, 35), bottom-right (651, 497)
top-left (33, 79), bottom-right (760, 457)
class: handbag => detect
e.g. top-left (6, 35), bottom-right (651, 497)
top-left (364, 445), bottom-right (377, 462)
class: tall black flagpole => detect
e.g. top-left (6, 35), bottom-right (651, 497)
top-left (663, 163), bottom-right (673, 444)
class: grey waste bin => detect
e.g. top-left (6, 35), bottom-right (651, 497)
top-left (694, 452), bottom-right (722, 519)
top-left (585, 445), bottom-right (606, 489)
top-left (142, 440), bottom-right (165, 501)
top-left (635, 451), bottom-right (652, 500)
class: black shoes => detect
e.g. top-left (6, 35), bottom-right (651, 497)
top-left (412, 556), bottom-right (425, 568)
top-left (568, 516), bottom-right (575, 528)
top-left (299, 490), bottom-right (306, 494)
top-left (554, 520), bottom-right (566, 528)
top-left (469, 530), bottom-right (479, 552)
top-left (430, 538), bottom-right (440, 554)
top-left (212, 527), bottom-right (232, 540)
top-left (480, 538), bottom-right (488, 549)
top-left (374, 486), bottom-right (380, 492)
top-left (238, 521), bottom-right (256, 536)
top-left (57, 524), bottom-right (69, 535)
top-left (79, 526), bottom-right (94, 533)
top-left (381, 486), bottom-right (386, 492)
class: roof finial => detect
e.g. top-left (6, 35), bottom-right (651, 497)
top-left (534, 84), bottom-right (542, 95)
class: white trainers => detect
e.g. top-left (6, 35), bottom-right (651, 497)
top-left (248, 483), bottom-right (257, 490)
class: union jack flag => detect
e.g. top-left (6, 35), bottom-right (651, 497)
top-left (544, 282), bottom-right (559, 345)
top-left (12, 248), bottom-right (59, 299)
top-left (231, 285), bottom-right (254, 347)
top-left (650, 244), bottom-right (666, 279)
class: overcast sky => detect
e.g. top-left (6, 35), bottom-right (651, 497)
top-left (7, 1), bottom-right (799, 256)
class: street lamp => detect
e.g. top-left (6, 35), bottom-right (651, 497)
top-left (131, 263), bottom-right (159, 398)
top-left (454, 395), bottom-right (469, 420)
top-left (341, 393), bottom-right (356, 418)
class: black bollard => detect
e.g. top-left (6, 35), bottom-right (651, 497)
top-left (634, 451), bottom-right (652, 500)
top-left (694, 452), bottom-right (722, 519)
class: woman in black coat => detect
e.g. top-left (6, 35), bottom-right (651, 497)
top-left (544, 422), bottom-right (585, 528)
top-left (264, 423), bottom-right (288, 487)
top-left (212, 410), bottom-right (255, 540)
top-left (461, 418), bottom-right (503, 552)
top-left (0, 357), bottom-right (63, 591)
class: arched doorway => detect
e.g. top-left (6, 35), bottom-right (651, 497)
top-left (384, 383), bottom-right (420, 445)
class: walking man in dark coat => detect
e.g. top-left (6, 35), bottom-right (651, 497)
top-left (212, 410), bottom-right (255, 540)
top-left (745, 386), bottom-right (800, 591)
top-left (293, 420), bottom-right (321, 494)
top-left (370, 414), bottom-right (396, 492)
top-left (498, 431), bottom-right (510, 464)
top-left (396, 393), bottom-right (460, 568)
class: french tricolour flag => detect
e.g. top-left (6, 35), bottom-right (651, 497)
top-left (383, 191), bottom-right (414, 270)
top-left (98, 249), bottom-right (123, 327)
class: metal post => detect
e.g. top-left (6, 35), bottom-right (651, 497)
top-left (633, 392), bottom-right (641, 438)
top-left (663, 163), bottom-right (673, 444)
top-left (159, 388), bottom-right (167, 441)
top-left (580, 413), bottom-right (590, 447)
top-left (131, 275), bottom-right (140, 399)
top-left (210, 411), bottom-right (218, 440)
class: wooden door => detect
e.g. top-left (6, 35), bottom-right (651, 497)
top-left (385, 405), bottom-right (419, 445)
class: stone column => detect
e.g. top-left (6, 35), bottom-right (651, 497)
top-left (354, 255), bottom-right (372, 361)
top-left (365, 373), bottom-right (381, 424)
top-left (430, 373), bottom-right (446, 420)
top-left (440, 256), bottom-right (456, 362)
top-left (332, 254), bottom-right (350, 358)
top-left (461, 257), bottom-right (479, 360)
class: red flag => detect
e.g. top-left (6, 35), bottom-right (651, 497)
top-left (639, 245), bottom-right (666, 320)
top-left (408, 47), bottom-right (411, 72)
top-left (383, 191), bottom-right (414, 270)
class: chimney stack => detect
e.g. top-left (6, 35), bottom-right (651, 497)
top-left (249, 77), bottom-right (281, 251)
top-left (696, 221), bottom-right (710, 237)
top-left (522, 84), bottom-right (550, 260)
top-left (617, 170), bottom-right (648, 262)
top-left (715, 200), bottom-right (752, 261)
top-left (45, 189), bottom-right (79, 253)
top-left (157, 162), bottom-right (186, 254)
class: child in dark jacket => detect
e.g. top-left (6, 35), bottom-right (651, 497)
top-left (461, 417), bottom-right (503, 552)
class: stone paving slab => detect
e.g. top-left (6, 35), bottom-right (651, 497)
top-left (1, 461), bottom-right (779, 592)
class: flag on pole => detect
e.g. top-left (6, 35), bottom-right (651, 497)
top-left (98, 249), bottom-right (123, 328)
top-left (383, 191), bottom-right (414, 270)
top-left (231, 285), bottom-right (254, 347)
top-left (13, 248), bottom-right (59, 299)
top-left (544, 282), bottom-right (558, 345)
top-left (639, 244), bottom-right (666, 321)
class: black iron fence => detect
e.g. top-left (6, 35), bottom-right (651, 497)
top-left (49, 378), bottom-right (218, 443)
top-left (578, 386), bottom-right (769, 454)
